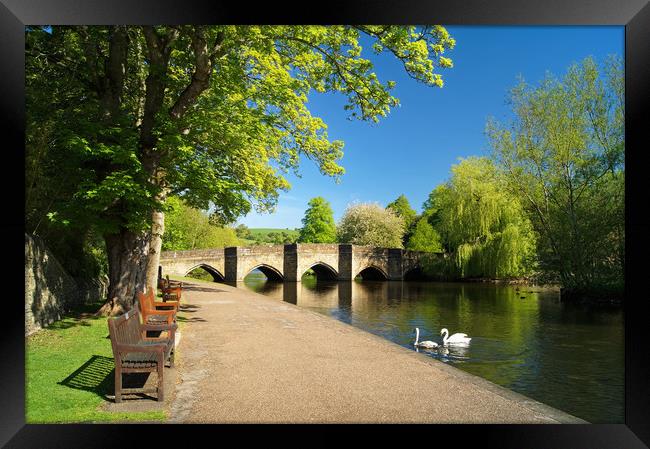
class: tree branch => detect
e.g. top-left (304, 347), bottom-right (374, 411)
top-left (355, 25), bottom-right (439, 85)
top-left (103, 26), bottom-right (129, 120)
top-left (274, 35), bottom-right (379, 119)
top-left (78, 26), bottom-right (105, 95)
top-left (140, 26), bottom-right (177, 152)
top-left (169, 27), bottom-right (225, 121)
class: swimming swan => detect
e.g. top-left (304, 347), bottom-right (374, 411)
top-left (414, 328), bottom-right (439, 349)
top-left (440, 328), bottom-right (471, 346)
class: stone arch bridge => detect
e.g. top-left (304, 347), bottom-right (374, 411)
top-left (159, 244), bottom-right (443, 282)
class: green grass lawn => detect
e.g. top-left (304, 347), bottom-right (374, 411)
top-left (26, 302), bottom-right (167, 423)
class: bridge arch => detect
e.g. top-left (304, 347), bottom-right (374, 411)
top-left (355, 265), bottom-right (389, 281)
top-left (185, 264), bottom-right (225, 282)
top-left (403, 266), bottom-right (427, 281)
top-left (301, 261), bottom-right (338, 281)
top-left (246, 264), bottom-right (284, 281)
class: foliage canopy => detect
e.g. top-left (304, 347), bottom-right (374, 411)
top-left (406, 214), bottom-right (444, 253)
top-left (162, 196), bottom-right (241, 251)
top-left (25, 25), bottom-right (456, 308)
top-left (425, 157), bottom-right (537, 278)
top-left (298, 197), bottom-right (337, 243)
top-left (337, 202), bottom-right (405, 248)
top-left (487, 57), bottom-right (624, 290)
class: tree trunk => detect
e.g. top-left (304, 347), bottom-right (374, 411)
top-left (97, 228), bottom-right (150, 316)
top-left (144, 209), bottom-right (165, 293)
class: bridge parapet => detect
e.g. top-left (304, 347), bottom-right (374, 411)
top-left (162, 248), bottom-right (225, 258)
top-left (160, 248), bottom-right (227, 281)
top-left (236, 245), bottom-right (285, 256)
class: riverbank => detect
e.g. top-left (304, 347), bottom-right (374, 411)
top-left (167, 278), bottom-right (585, 423)
top-left (436, 276), bottom-right (623, 306)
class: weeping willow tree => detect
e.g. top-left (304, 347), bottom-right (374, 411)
top-left (428, 157), bottom-right (537, 279)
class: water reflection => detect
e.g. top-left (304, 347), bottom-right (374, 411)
top-left (414, 343), bottom-right (470, 362)
top-left (241, 272), bottom-right (623, 424)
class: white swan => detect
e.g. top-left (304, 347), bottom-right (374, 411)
top-left (414, 328), bottom-right (439, 349)
top-left (440, 328), bottom-right (471, 346)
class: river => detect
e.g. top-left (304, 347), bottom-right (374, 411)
top-left (241, 271), bottom-right (624, 423)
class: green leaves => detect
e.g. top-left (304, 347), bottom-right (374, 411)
top-left (162, 196), bottom-right (241, 251)
top-left (386, 194), bottom-right (417, 229)
top-left (423, 157), bottom-right (537, 278)
top-left (298, 197), bottom-right (337, 243)
top-left (337, 202), bottom-right (405, 248)
top-left (406, 215), bottom-right (443, 252)
top-left (28, 25), bottom-right (457, 233)
top-left (26, 25), bottom-right (457, 298)
top-left (487, 57), bottom-right (624, 289)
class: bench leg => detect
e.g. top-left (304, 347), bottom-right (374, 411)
top-left (115, 367), bottom-right (122, 403)
top-left (157, 361), bottom-right (164, 402)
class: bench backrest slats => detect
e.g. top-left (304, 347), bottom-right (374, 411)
top-left (108, 308), bottom-right (142, 349)
top-left (138, 289), bottom-right (156, 314)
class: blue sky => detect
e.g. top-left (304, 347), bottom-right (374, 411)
top-left (238, 26), bottom-right (624, 229)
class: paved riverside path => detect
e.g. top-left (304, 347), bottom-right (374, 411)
top-left (167, 280), bottom-right (585, 424)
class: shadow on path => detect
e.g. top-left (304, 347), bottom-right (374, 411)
top-left (177, 304), bottom-right (207, 322)
top-left (179, 304), bottom-right (201, 311)
top-left (176, 316), bottom-right (207, 323)
top-left (182, 285), bottom-right (226, 293)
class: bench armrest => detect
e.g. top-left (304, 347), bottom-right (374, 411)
top-left (145, 309), bottom-right (176, 316)
top-left (143, 322), bottom-right (178, 332)
top-left (154, 300), bottom-right (179, 309)
top-left (116, 343), bottom-right (166, 353)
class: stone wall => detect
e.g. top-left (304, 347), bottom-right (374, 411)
top-left (24, 234), bottom-right (107, 336)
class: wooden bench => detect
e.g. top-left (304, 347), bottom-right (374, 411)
top-left (159, 276), bottom-right (183, 302)
top-left (107, 308), bottom-right (176, 402)
top-left (138, 290), bottom-right (178, 326)
top-left (162, 285), bottom-right (182, 302)
top-left (161, 275), bottom-right (183, 288)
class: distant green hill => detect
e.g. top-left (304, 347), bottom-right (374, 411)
top-left (249, 228), bottom-right (300, 238)
top-left (242, 228), bottom-right (300, 245)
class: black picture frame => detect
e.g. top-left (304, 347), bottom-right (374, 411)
top-left (3, 0), bottom-right (649, 447)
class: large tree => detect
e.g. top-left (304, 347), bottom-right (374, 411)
top-left (487, 57), bottom-right (624, 293)
top-left (26, 25), bottom-right (456, 313)
top-left (337, 203), bottom-right (405, 248)
top-left (298, 197), bottom-right (337, 243)
top-left (406, 213), bottom-right (443, 252)
top-left (162, 196), bottom-right (241, 251)
top-left (386, 194), bottom-right (417, 245)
